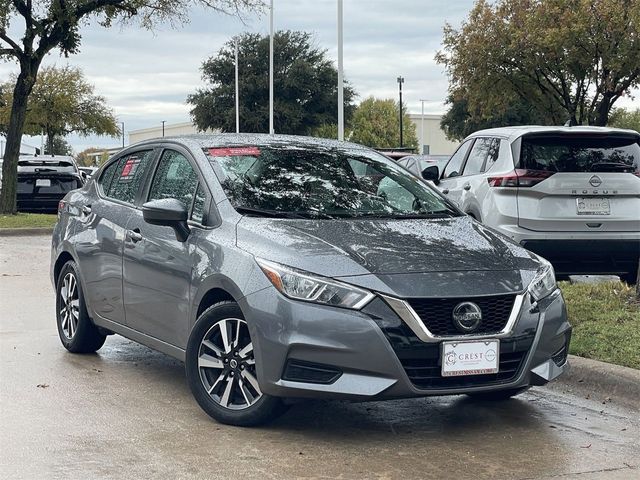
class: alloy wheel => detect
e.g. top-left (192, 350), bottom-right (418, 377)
top-left (198, 318), bottom-right (262, 410)
top-left (59, 272), bottom-right (79, 339)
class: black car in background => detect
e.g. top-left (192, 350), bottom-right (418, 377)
top-left (17, 156), bottom-right (84, 213)
top-left (397, 154), bottom-right (450, 181)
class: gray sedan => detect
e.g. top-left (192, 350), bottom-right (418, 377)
top-left (51, 134), bottom-right (571, 426)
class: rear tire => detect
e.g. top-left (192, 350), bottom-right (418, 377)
top-left (185, 301), bottom-right (287, 426)
top-left (55, 261), bottom-right (106, 353)
top-left (467, 387), bottom-right (530, 401)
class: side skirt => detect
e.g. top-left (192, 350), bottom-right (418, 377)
top-left (92, 316), bottom-right (186, 362)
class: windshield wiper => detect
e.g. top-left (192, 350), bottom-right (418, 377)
top-left (234, 206), bottom-right (288, 217)
top-left (234, 206), bottom-right (321, 219)
top-left (390, 212), bottom-right (457, 219)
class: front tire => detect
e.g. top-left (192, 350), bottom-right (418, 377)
top-left (56, 261), bottom-right (106, 353)
top-left (185, 301), bottom-right (287, 426)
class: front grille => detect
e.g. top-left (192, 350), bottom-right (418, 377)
top-left (401, 348), bottom-right (529, 389)
top-left (376, 317), bottom-right (534, 390)
top-left (407, 294), bottom-right (516, 336)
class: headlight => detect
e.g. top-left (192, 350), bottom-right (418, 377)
top-left (256, 258), bottom-right (375, 310)
top-left (528, 259), bottom-right (557, 301)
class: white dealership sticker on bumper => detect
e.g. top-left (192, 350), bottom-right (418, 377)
top-left (441, 340), bottom-right (500, 377)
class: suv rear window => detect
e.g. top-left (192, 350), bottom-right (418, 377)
top-left (519, 135), bottom-right (640, 173)
top-left (18, 160), bottom-right (74, 168)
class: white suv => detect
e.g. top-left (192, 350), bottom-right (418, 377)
top-left (429, 126), bottom-right (640, 282)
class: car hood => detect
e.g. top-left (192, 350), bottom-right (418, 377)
top-left (237, 216), bottom-right (540, 294)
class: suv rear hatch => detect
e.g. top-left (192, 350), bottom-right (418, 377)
top-left (513, 132), bottom-right (640, 232)
top-left (17, 173), bottom-right (83, 212)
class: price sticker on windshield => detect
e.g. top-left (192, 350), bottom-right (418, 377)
top-left (208, 147), bottom-right (261, 157)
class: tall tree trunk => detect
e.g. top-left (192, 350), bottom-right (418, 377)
top-left (592, 93), bottom-right (613, 126)
top-left (47, 131), bottom-right (54, 155)
top-left (0, 62), bottom-right (39, 214)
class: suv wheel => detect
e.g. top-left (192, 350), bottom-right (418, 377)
top-left (56, 261), bottom-right (106, 353)
top-left (185, 302), bottom-right (287, 426)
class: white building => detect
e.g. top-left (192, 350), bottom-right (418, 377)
top-left (0, 136), bottom-right (39, 157)
top-left (408, 113), bottom-right (458, 156)
top-left (129, 116), bottom-right (459, 157)
top-left (129, 122), bottom-right (217, 144)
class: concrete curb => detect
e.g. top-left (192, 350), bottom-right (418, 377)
top-left (0, 227), bottom-right (53, 237)
top-left (551, 355), bottom-right (640, 412)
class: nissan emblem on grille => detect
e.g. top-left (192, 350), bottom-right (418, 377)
top-left (452, 302), bottom-right (482, 333)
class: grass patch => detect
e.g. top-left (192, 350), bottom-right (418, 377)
top-left (0, 213), bottom-right (57, 229)
top-left (559, 280), bottom-right (640, 369)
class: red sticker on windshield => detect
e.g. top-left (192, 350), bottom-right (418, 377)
top-left (208, 147), bottom-right (261, 157)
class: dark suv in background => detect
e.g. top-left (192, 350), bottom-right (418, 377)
top-left (17, 155), bottom-right (84, 213)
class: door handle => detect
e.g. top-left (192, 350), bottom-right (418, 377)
top-left (442, 189), bottom-right (449, 194)
top-left (81, 205), bottom-right (92, 216)
top-left (126, 229), bottom-right (143, 243)
top-left (463, 184), bottom-right (471, 191)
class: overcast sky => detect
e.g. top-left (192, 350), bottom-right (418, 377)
top-left (2, 0), bottom-right (639, 152)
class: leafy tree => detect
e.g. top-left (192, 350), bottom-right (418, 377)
top-left (188, 31), bottom-right (357, 136)
top-left (437, 0), bottom-right (640, 131)
top-left (0, 0), bottom-right (259, 214)
top-left (440, 94), bottom-right (550, 141)
top-left (312, 123), bottom-right (348, 141)
top-left (76, 147), bottom-right (111, 166)
top-left (0, 65), bottom-right (119, 154)
top-left (349, 97), bottom-right (418, 149)
top-left (44, 136), bottom-right (74, 156)
top-left (608, 108), bottom-right (640, 133)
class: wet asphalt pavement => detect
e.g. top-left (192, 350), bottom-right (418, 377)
top-left (1, 235), bottom-right (639, 480)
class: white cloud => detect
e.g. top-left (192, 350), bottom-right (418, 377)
top-left (1, 0), bottom-right (639, 153)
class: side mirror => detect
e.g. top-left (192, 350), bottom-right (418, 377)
top-left (422, 165), bottom-right (440, 185)
top-left (142, 198), bottom-right (190, 242)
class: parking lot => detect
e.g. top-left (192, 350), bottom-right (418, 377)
top-left (1, 234), bottom-right (639, 480)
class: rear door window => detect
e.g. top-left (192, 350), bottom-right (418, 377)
top-left (97, 159), bottom-right (120, 195)
top-left (462, 138), bottom-right (492, 176)
top-left (105, 150), bottom-right (154, 204)
top-left (443, 139), bottom-right (473, 178)
top-left (519, 135), bottom-right (640, 173)
top-left (483, 138), bottom-right (500, 172)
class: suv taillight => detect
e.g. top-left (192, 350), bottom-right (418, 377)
top-left (488, 169), bottom-right (554, 187)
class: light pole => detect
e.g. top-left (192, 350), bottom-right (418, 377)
top-left (235, 38), bottom-right (240, 134)
top-left (269, 0), bottom-right (274, 135)
top-left (397, 76), bottom-right (404, 148)
top-left (162, 121), bottom-right (166, 137)
top-left (419, 99), bottom-right (428, 154)
top-left (337, 0), bottom-right (344, 141)
top-left (120, 121), bottom-right (125, 148)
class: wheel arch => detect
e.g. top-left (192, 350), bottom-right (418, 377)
top-left (53, 251), bottom-right (75, 287)
top-left (191, 275), bottom-right (247, 327)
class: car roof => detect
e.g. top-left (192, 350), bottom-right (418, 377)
top-left (466, 125), bottom-right (640, 142)
top-left (130, 133), bottom-right (375, 154)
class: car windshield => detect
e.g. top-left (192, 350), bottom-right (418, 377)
top-left (520, 135), bottom-right (640, 173)
top-left (206, 144), bottom-right (460, 219)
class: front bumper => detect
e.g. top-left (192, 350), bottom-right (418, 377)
top-left (239, 286), bottom-right (571, 401)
